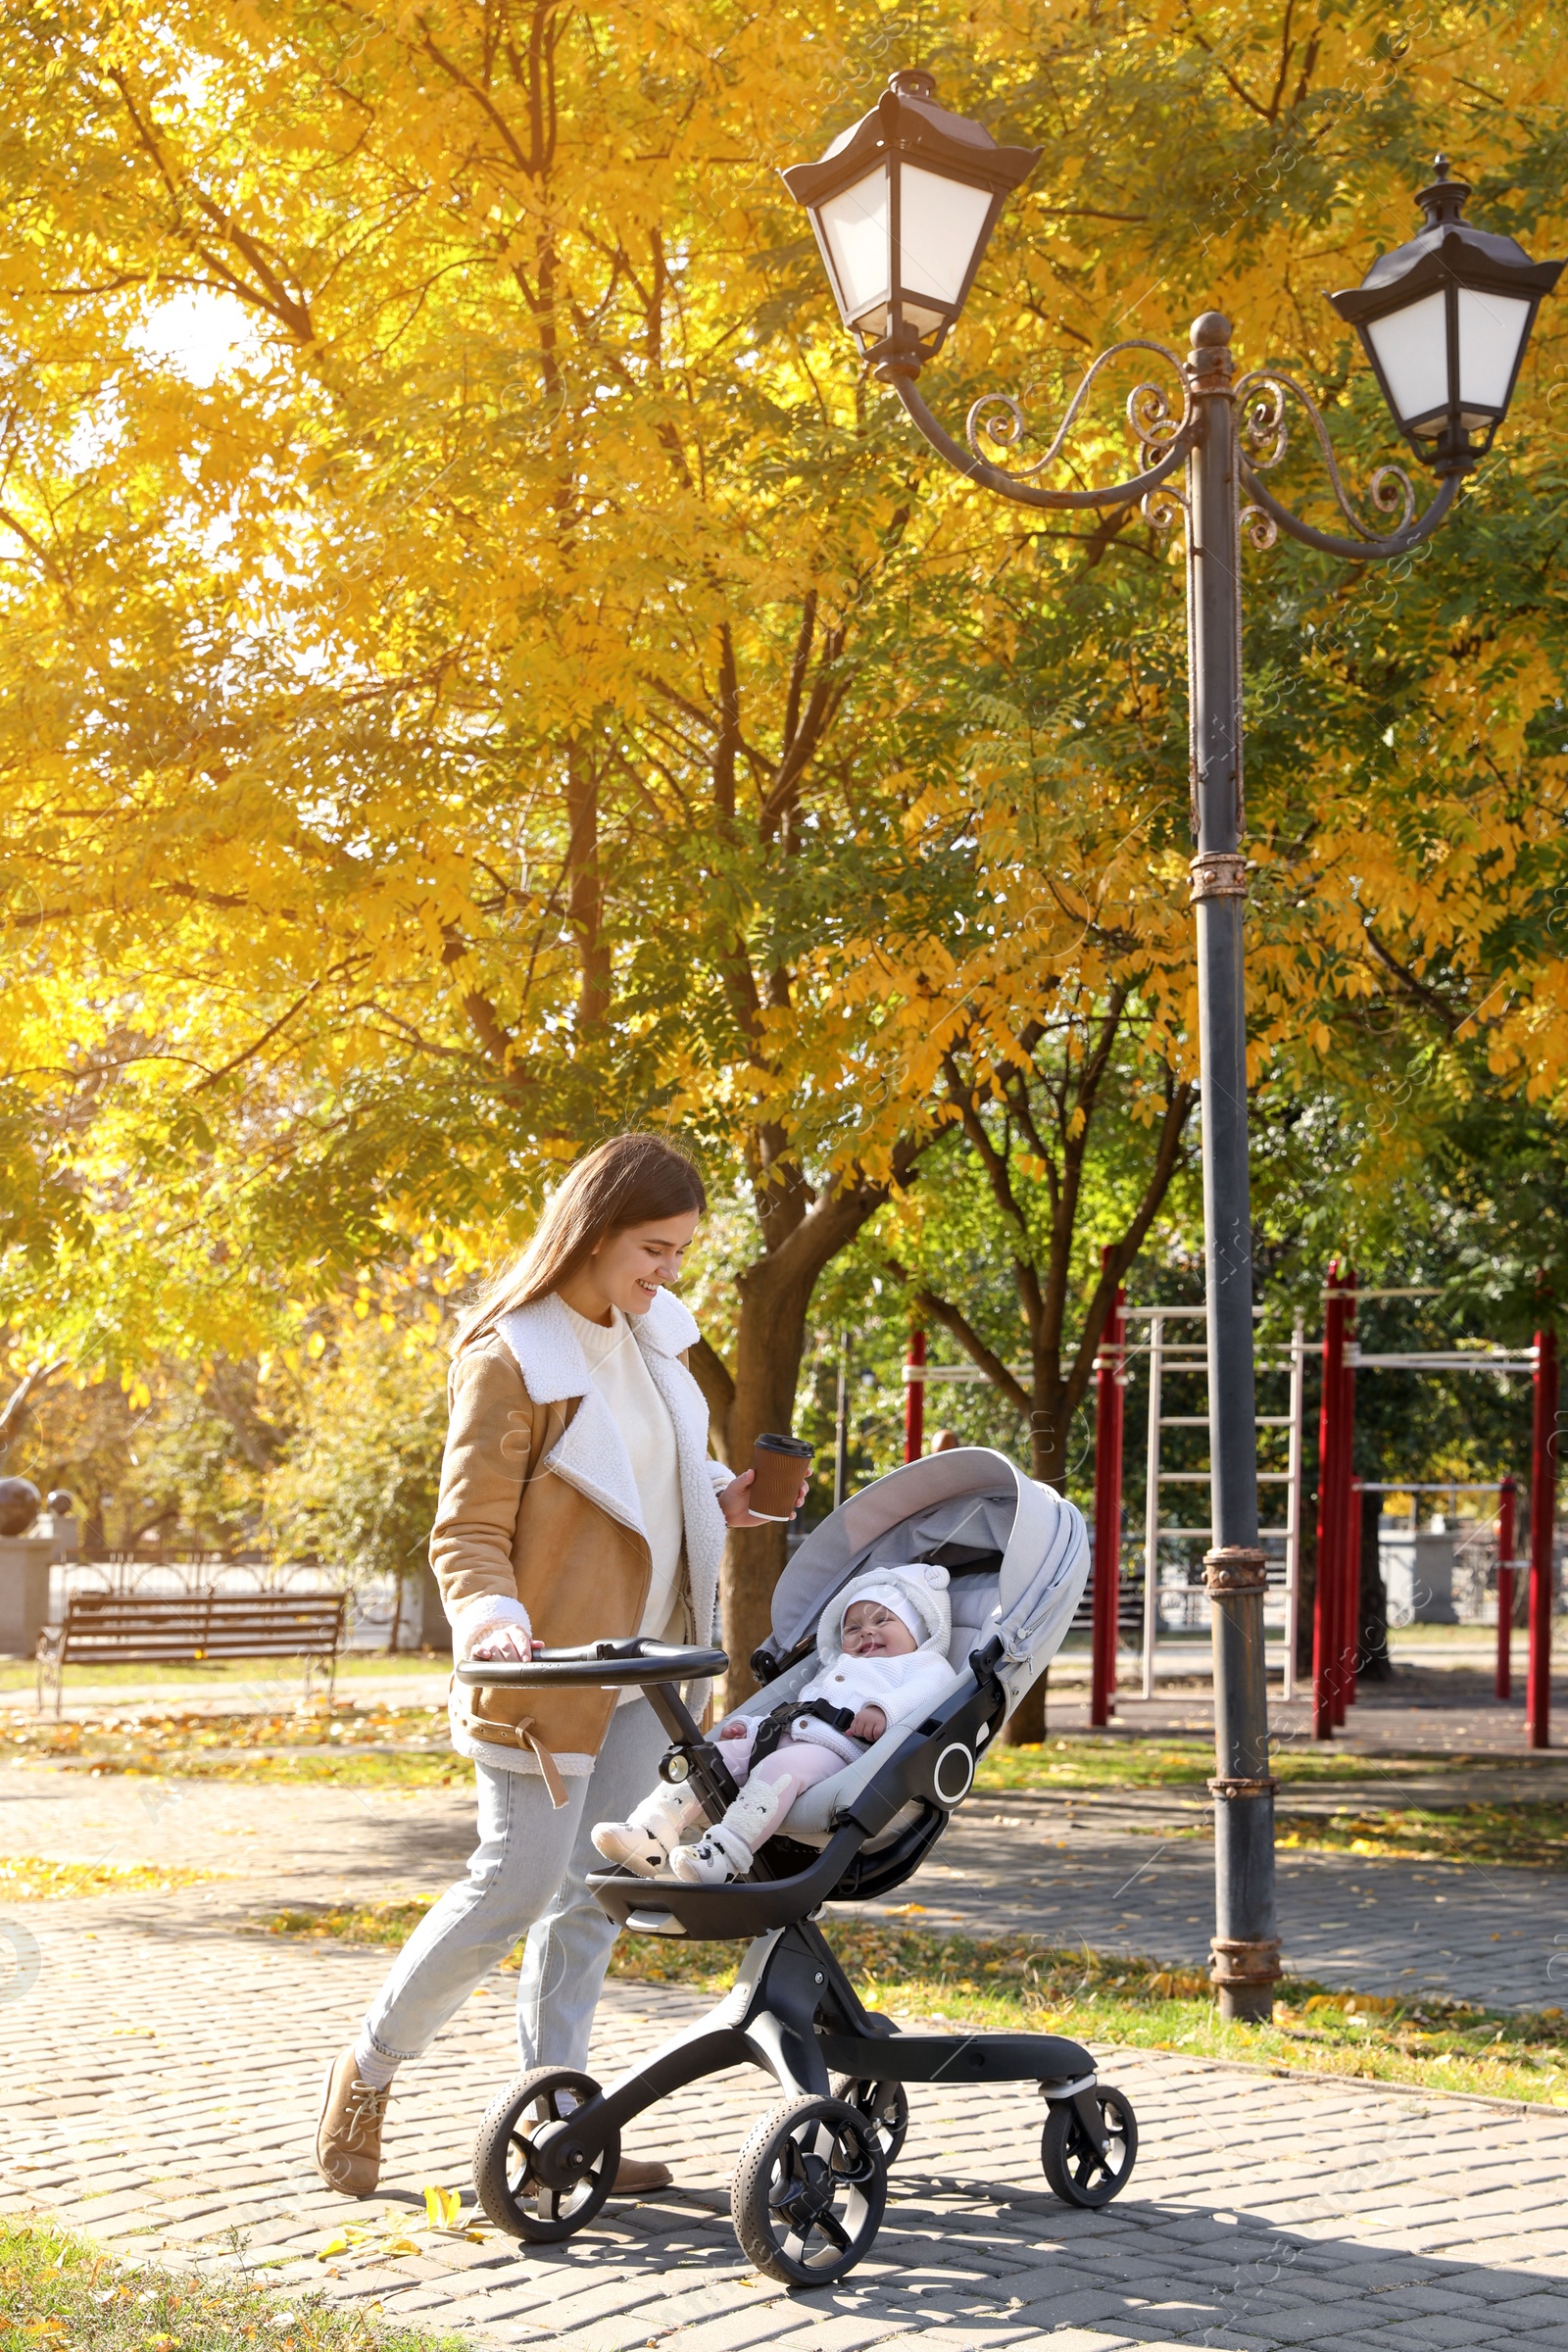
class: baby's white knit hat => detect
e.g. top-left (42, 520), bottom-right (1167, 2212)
top-left (846, 1582), bottom-right (927, 1643)
top-left (823, 1560), bottom-right (952, 1657)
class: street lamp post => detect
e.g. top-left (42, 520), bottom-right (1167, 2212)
top-left (784, 77), bottom-right (1560, 2023)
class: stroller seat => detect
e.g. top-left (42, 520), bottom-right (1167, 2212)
top-left (727, 1446), bottom-right (1085, 1842)
top-left (759, 1570), bottom-right (1000, 1842)
top-left (456, 1446), bottom-right (1141, 2288)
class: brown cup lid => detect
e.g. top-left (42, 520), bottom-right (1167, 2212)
top-left (756, 1432), bottom-right (812, 1456)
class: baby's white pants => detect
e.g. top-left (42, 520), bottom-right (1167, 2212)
top-left (629, 1719), bottom-right (853, 1848)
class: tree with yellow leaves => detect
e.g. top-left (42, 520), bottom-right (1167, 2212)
top-left (0, 0), bottom-right (1565, 1690)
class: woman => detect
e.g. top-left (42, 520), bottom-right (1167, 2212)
top-left (315, 1133), bottom-right (791, 2198)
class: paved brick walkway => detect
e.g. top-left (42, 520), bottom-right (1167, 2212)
top-left (9, 1903), bottom-right (1568, 2349)
top-left (885, 1798), bottom-right (1568, 2013)
top-left (7, 1754), bottom-right (1565, 2012)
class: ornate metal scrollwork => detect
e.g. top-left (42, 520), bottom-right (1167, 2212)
top-left (888, 334), bottom-right (1461, 555)
top-left (1127, 375), bottom-right (1187, 465)
top-left (888, 339), bottom-right (1197, 516)
top-left (966, 389), bottom-right (1030, 459)
top-left (963, 338), bottom-right (1193, 486)
top-left (1144, 483), bottom-right (1188, 532)
top-left (1240, 376), bottom-right (1291, 471)
top-left (1233, 367), bottom-right (1456, 562)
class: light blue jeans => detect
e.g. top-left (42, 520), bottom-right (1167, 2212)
top-left (361, 1699), bottom-right (669, 2074)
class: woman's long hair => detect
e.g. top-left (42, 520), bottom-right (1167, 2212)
top-left (454, 1134), bottom-right (707, 1353)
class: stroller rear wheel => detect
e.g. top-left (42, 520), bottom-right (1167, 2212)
top-left (732, 2094), bottom-right (887, 2285)
top-left (1040, 2083), bottom-right (1138, 2209)
top-left (472, 2067), bottom-right (619, 2242)
top-left (829, 2074), bottom-right (909, 2165)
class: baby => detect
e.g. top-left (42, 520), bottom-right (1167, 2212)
top-left (592, 1562), bottom-right (956, 1886)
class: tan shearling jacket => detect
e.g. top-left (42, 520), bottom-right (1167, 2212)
top-left (429, 1287), bottom-right (728, 1798)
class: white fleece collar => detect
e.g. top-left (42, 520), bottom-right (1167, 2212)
top-left (633, 1283), bottom-right (701, 1359)
top-left (497, 1285), bottom-right (699, 1403)
top-left (492, 1284), bottom-right (724, 1651)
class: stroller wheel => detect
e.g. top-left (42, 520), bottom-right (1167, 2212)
top-left (830, 2074), bottom-right (909, 2165)
top-left (732, 2094), bottom-right (886, 2285)
top-left (1041, 2083), bottom-right (1139, 2209)
top-left (472, 2067), bottom-right (619, 2243)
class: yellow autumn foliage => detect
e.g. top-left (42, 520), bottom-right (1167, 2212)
top-left (0, 0), bottom-right (1559, 1498)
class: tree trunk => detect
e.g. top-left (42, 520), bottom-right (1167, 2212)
top-left (717, 1242), bottom-right (825, 1705)
top-left (1297, 1542), bottom-right (1316, 1678)
top-left (1356, 1483), bottom-right (1392, 1682)
top-left (417, 1557), bottom-right (453, 1656)
top-left (710, 1168), bottom-right (919, 1707)
top-left (565, 744), bottom-right (610, 1032)
top-left (1004, 1679), bottom-right (1048, 1744)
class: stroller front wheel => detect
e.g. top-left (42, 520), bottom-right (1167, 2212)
top-left (732, 2094), bottom-right (887, 2285)
top-left (472, 2067), bottom-right (620, 2242)
top-left (1040, 2083), bottom-right (1139, 2209)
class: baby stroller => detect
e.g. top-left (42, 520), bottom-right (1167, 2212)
top-left (457, 1447), bottom-right (1140, 2285)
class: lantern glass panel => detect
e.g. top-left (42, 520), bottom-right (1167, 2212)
top-left (1366, 290), bottom-right (1448, 435)
top-left (1457, 286), bottom-right (1532, 421)
top-left (898, 165), bottom-right (993, 310)
top-left (817, 168), bottom-right (889, 328)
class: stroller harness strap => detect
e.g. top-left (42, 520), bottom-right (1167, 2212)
top-left (750, 1695), bottom-right (857, 1765)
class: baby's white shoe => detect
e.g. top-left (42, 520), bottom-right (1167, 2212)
top-left (591, 1819), bottom-right (667, 1877)
top-left (669, 1822), bottom-right (753, 1884)
top-left (669, 1779), bottom-right (787, 1885)
top-left (591, 1780), bottom-right (693, 1878)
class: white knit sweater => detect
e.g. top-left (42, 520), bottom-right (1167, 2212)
top-left (563, 1302), bottom-right (688, 1660)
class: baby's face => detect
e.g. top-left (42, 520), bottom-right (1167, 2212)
top-left (841, 1600), bottom-right (918, 1658)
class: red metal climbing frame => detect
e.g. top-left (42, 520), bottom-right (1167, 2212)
top-left (1311, 1275), bottom-right (1553, 1745)
top-left (1090, 1255), bottom-right (1127, 1729)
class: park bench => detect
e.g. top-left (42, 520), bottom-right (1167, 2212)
top-left (35, 1589), bottom-right (347, 1716)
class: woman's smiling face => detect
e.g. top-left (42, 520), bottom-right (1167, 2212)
top-left (571, 1208), bottom-right (701, 1322)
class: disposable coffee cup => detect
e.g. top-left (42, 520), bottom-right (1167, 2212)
top-left (750, 1433), bottom-right (813, 1521)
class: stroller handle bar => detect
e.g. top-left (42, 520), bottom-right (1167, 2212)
top-left (453, 1638), bottom-right (728, 1690)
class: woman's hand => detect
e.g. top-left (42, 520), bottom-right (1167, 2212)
top-left (717, 1467), bottom-right (810, 1529)
top-left (848, 1705), bottom-right (888, 1741)
top-left (468, 1625), bottom-right (542, 1663)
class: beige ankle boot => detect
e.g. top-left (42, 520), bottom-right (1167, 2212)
top-left (315, 2048), bottom-right (391, 2196)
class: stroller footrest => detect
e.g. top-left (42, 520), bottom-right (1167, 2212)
top-left (817, 2029), bottom-right (1093, 2086)
top-left (587, 1824), bottom-right (865, 1937)
top-left (623, 1908), bottom-right (686, 1936)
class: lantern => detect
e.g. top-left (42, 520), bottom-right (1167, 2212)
top-left (781, 71), bottom-right (1040, 368)
top-left (1328, 160), bottom-right (1562, 471)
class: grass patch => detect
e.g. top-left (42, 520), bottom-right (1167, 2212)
top-left (6, 1716), bottom-right (1520, 1796)
top-left (0, 1654), bottom-right (451, 1692)
top-left (0, 1856), bottom-right (226, 1900)
top-left (0, 2216), bottom-right (465, 2352)
top-left (257, 1899), bottom-right (436, 1945)
top-left (1276, 1800), bottom-right (1568, 1871)
top-left (9, 1712), bottom-right (1551, 1804)
top-left (973, 1736), bottom-right (1479, 1791)
top-left (3, 1707), bottom-right (468, 1788)
top-left (254, 1897), bottom-right (1568, 2107)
